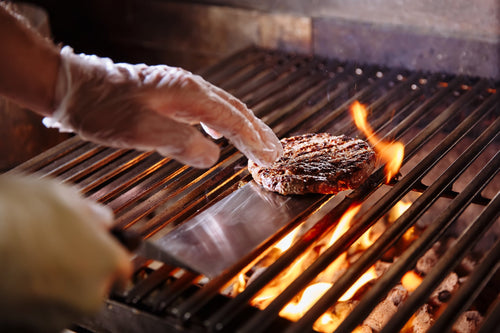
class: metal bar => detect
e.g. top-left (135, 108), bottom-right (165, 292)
top-left (270, 64), bottom-right (360, 137)
top-left (477, 297), bottom-right (500, 333)
top-left (79, 151), bottom-right (156, 194)
top-left (201, 46), bottom-right (264, 85)
top-left (59, 148), bottom-right (130, 184)
top-left (139, 155), bottom-right (251, 236)
top-left (8, 135), bottom-right (85, 173)
top-left (149, 271), bottom-right (201, 314)
top-left (376, 75), bottom-right (464, 145)
top-left (252, 70), bottom-right (329, 123)
top-left (107, 160), bottom-right (209, 214)
top-left (339, 72), bottom-right (427, 137)
top-left (403, 179), bottom-right (492, 205)
top-left (87, 155), bottom-right (169, 203)
top-left (242, 60), bottom-right (324, 108)
top-left (234, 58), bottom-right (316, 103)
top-left (112, 145), bottom-right (244, 232)
top-left (36, 144), bottom-right (104, 177)
top-left (428, 239), bottom-right (500, 333)
top-left (307, 67), bottom-right (391, 133)
top-left (125, 264), bottom-right (176, 305)
top-left (380, 191), bottom-right (500, 333)
top-left (221, 53), bottom-right (294, 93)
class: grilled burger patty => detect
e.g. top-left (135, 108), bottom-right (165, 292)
top-left (248, 133), bottom-right (376, 195)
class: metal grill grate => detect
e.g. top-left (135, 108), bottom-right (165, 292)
top-left (11, 47), bottom-right (500, 333)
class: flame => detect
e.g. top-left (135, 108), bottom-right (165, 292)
top-left (317, 205), bottom-right (362, 283)
top-left (233, 273), bottom-right (247, 294)
top-left (401, 271), bottom-right (423, 292)
top-left (278, 206), bottom-right (375, 324)
top-left (328, 204), bottom-right (361, 247)
top-left (354, 226), bottom-right (377, 250)
top-left (252, 254), bottom-right (309, 308)
top-left (339, 265), bottom-right (377, 301)
top-left (252, 205), bottom-right (361, 309)
top-left (388, 200), bottom-right (412, 223)
top-left (388, 200), bottom-right (417, 243)
top-left (351, 101), bottom-right (405, 183)
top-left (242, 205), bottom-right (381, 331)
top-left (275, 227), bottom-right (300, 253)
top-left (280, 282), bottom-right (332, 321)
top-left (315, 313), bottom-right (342, 332)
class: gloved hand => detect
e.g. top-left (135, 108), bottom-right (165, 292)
top-left (0, 174), bottom-right (132, 332)
top-left (43, 46), bottom-right (283, 168)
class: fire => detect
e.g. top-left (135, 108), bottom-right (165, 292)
top-left (328, 204), bottom-right (361, 247)
top-left (388, 199), bottom-right (418, 243)
top-left (280, 265), bottom-right (378, 322)
top-left (401, 271), bottom-right (423, 292)
top-left (249, 226), bottom-right (305, 307)
top-left (339, 266), bottom-right (377, 301)
top-left (252, 205), bottom-right (362, 309)
top-left (351, 101), bottom-right (405, 183)
top-left (277, 206), bottom-right (376, 325)
top-left (280, 282), bottom-right (332, 321)
top-left (233, 273), bottom-right (247, 294)
top-left (275, 226), bottom-right (300, 252)
top-left (234, 200), bottom-right (416, 332)
top-left (232, 227), bottom-right (302, 297)
top-left (388, 200), bottom-right (412, 223)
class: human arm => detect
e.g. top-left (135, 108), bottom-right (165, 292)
top-left (0, 3), bottom-right (60, 116)
top-left (0, 4), bottom-right (282, 168)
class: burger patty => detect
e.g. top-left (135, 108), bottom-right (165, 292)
top-left (248, 133), bottom-right (376, 195)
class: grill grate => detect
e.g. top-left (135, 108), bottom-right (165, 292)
top-left (10, 47), bottom-right (499, 333)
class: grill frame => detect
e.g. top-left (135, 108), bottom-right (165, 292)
top-left (10, 47), bottom-right (500, 333)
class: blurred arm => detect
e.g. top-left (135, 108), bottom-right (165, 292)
top-left (0, 3), bottom-right (59, 116)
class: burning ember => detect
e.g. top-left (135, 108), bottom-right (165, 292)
top-left (351, 101), bottom-right (405, 183)
top-left (401, 271), bottom-right (423, 292)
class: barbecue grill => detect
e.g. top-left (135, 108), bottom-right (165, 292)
top-left (10, 47), bottom-right (499, 333)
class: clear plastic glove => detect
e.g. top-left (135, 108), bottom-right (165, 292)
top-left (43, 46), bottom-right (283, 168)
top-left (0, 174), bottom-right (132, 332)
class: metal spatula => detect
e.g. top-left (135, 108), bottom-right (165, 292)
top-left (113, 181), bottom-right (321, 278)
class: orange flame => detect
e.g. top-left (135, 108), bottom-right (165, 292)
top-left (275, 226), bottom-right (301, 253)
top-left (252, 205), bottom-right (361, 309)
top-left (351, 101), bottom-right (405, 183)
top-left (280, 282), bottom-right (332, 321)
top-left (278, 206), bottom-right (376, 324)
top-left (339, 265), bottom-right (377, 301)
top-left (401, 271), bottom-right (423, 292)
top-left (233, 273), bottom-right (247, 294)
top-left (388, 200), bottom-right (412, 223)
top-left (244, 204), bottom-right (383, 332)
top-left (328, 204), bottom-right (361, 247)
top-left (279, 265), bottom-right (377, 322)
